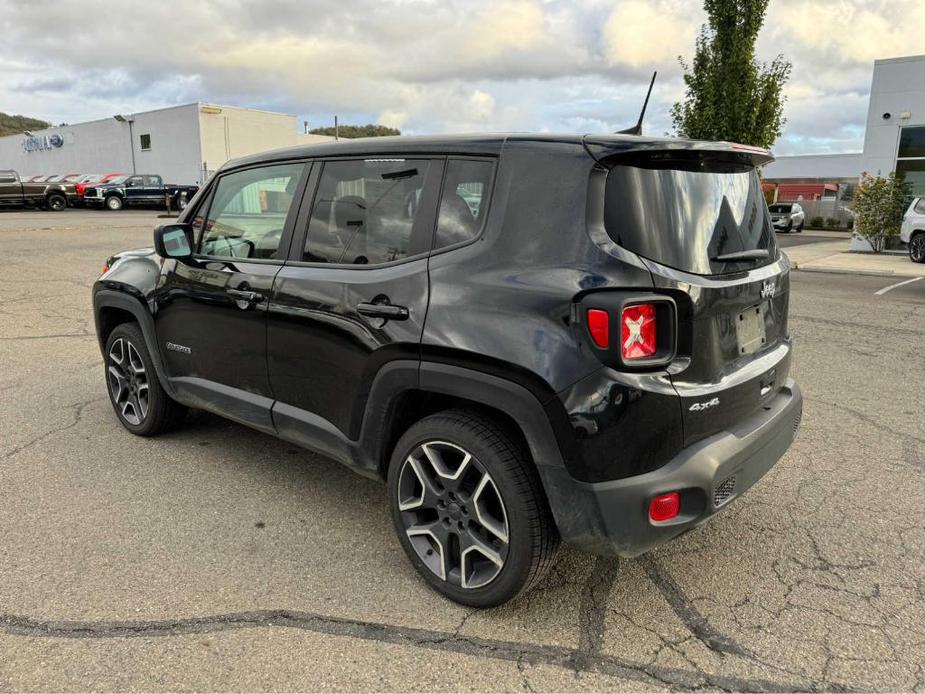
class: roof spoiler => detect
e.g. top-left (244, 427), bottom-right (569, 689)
top-left (581, 136), bottom-right (774, 168)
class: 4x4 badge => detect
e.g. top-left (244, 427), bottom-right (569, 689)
top-left (689, 397), bottom-right (720, 412)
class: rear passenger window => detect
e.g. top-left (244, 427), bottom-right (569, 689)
top-left (304, 159), bottom-right (432, 265)
top-left (435, 159), bottom-right (494, 249)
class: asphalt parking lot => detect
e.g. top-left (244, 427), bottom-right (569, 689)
top-left (1, 209), bottom-right (923, 691)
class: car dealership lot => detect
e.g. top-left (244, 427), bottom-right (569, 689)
top-left (0, 211), bottom-right (923, 691)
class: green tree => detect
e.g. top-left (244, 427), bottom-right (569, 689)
top-left (0, 112), bottom-right (51, 137)
top-left (671, 0), bottom-right (791, 148)
top-left (852, 172), bottom-right (908, 253)
top-left (308, 124), bottom-right (400, 139)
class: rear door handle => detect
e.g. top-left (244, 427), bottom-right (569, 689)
top-left (227, 288), bottom-right (265, 304)
top-left (356, 302), bottom-right (409, 320)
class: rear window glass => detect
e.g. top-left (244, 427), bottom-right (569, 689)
top-left (604, 158), bottom-right (777, 275)
top-left (435, 158), bottom-right (494, 249)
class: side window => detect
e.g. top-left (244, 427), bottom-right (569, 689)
top-left (916, 198), bottom-right (925, 214)
top-left (0, 173), bottom-right (16, 183)
top-left (139, 133), bottom-right (151, 151)
top-left (126, 176), bottom-right (143, 188)
top-left (303, 159), bottom-right (432, 265)
top-left (435, 158), bottom-right (494, 249)
top-left (200, 163), bottom-right (304, 260)
top-left (144, 175), bottom-right (161, 187)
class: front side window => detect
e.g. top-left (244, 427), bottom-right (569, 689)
top-left (126, 176), bottom-right (143, 188)
top-left (303, 159), bottom-right (432, 265)
top-left (144, 175), bottom-right (162, 187)
top-left (200, 163), bottom-right (304, 260)
top-left (435, 158), bottom-right (494, 249)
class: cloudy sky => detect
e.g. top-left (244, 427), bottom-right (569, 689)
top-left (1, 0), bottom-right (923, 155)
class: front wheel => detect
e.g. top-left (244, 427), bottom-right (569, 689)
top-left (104, 323), bottom-right (186, 435)
top-left (796, 221), bottom-right (804, 233)
top-left (909, 233), bottom-right (925, 264)
top-left (388, 410), bottom-right (558, 607)
top-left (105, 195), bottom-right (123, 211)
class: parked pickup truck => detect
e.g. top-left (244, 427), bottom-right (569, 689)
top-left (0, 169), bottom-right (73, 211)
top-left (83, 174), bottom-right (199, 211)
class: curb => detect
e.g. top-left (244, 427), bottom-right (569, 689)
top-left (792, 264), bottom-right (896, 278)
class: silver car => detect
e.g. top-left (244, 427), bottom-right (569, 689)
top-left (768, 202), bottom-right (805, 233)
top-left (900, 196), bottom-right (925, 263)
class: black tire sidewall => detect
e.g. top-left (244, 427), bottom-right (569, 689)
top-left (911, 235), bottom-right (925, 263)
top-left (47, 194), bottom-right (66, 211)
top-left (104, 324), bottom-right (161, 435)
top-left (387, 413), bottom-right (541, 607)
top-left (106, 195), bottom-right (123, 211)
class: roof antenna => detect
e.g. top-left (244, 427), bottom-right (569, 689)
top-left (617, 71), bottom-right (657, 136)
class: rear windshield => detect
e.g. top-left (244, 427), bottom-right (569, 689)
top-left (604, 156), bottom-right (777, 275)
top-left (768, 204), bottom-right (792, 213)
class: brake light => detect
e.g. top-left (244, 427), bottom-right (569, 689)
top-left (621, 303), bottom-right (656, 360)
top-left (586, 309), bottom-right (609, 349)
top-left (649, 492), bottom-right (680, 522)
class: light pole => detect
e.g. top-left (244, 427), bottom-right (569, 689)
top-left (113, 114), bottom-right (136, 174)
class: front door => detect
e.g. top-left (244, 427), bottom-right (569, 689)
top-left (267, 157), bottom-right (443, 446)
top-left (123, 175), bottom-right (146, 205)
top-left (153, 161), bottom-right (310, 432)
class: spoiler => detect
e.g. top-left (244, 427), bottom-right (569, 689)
top-left (581, 135), bottom-right (774, 168)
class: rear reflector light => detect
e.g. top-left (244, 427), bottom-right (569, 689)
top-left (621, 303), bottom-right (657, 360)
top-left (586, 309), bottom-right (609, 349)
top-left (649, 492), bottom-right (680, 522)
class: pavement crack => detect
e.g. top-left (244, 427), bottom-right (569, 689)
top-left (638, 555), bottom-right (750, 658)
top-left (0, 609), bottom-right (830, 691)
top-left (1, 396), bottom-right (105, 461)
top-left (576, 556), bottom-right (620, 659)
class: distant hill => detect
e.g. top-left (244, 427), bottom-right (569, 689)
top-left (0, 112), bottom-right (51, 137)
top-left (308, 124), bottom-right (400, 139)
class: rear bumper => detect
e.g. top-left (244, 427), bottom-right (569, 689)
top-left (539, 379), bottom-right (802, 556)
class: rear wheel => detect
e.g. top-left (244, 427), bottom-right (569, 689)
top-left (46, 193), bottom-right (66, 211)
top-left (388, 409), bottom-right (558, 607)
top-left (910, 232), bottom-right (925, 264)
top-left (104, 323), bottom-right (186, 436)
top-left (796, 221), bottom-right (804, 233)
top-left (105, 195), bottom-right (123, 211)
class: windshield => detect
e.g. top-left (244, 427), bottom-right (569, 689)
top-left (768, 204), bottom-right (792, 213)
top-left (604, 158), bottom-right (777, 275)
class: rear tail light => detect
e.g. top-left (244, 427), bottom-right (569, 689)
top-left (621, 303), bottom-right (657, 360)
top-left (586, 309), bottom-right (609, 349)
top-left (649, 492), bottom-right (680, 522)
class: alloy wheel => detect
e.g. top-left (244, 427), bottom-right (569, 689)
top-left (911, 235), bottom-right (925, 263)
top-left (107, 337), bottom-right (149, 425)
top-left (397, 440), bottom-right (510, 589)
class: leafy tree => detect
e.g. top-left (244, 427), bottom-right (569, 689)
top-left (671, 0), bottom-right (791, 148)
top-left (308, 124), bottom-right (400, 139)
top-left (852, 172), bottom-right (908, 253)
top-left (0, 112), bottom-right (51, 137)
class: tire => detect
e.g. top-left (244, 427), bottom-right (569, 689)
top-left (104, 322), bottom-right (186, 436)
top-left (177, 196), bottom-right (188, 210)
top-left (388, 409), bottom-right (559, 607)
top-left (105, 195), bottom-right (123, 211)
top-left (909, 232), bottom-right (925, 264)
top-left (46, 193), bottom-right (66, 211)
top-left (797, 222), bottom-right (804, 233)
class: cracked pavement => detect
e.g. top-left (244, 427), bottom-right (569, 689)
top-left (0, 210), bottom-right (923, 691)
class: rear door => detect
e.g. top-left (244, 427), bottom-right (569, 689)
top-left (143, 175), bottom-right (164, 204)
top-left (267, 156), bottom-right (442, 443)
top-left (602, 151), bottom-right (790, 446)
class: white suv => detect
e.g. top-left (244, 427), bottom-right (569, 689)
top-left (768, 202), bottom-right (805, 233)
top-left (901, 197), bottom-right (925, 264)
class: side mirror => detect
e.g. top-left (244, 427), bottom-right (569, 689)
top-left (154, 223), bottom-right (194, 260)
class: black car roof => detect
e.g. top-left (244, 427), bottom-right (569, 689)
top-left (225, 132), bottom-right (774, 171)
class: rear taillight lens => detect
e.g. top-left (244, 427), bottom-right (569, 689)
top-left (586, 309), bottom-right (609, 349)
top-left (621, 303), bottom-right (657, 360)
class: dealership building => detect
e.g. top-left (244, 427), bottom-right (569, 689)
top-left (763, 54), bottom-right (925, 199)
top-left (0, 103), bottom-right (334, 185)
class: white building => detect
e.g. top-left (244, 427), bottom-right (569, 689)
top-left (763, 54), bottom-right (925, 198)
top-left (0, 103), bottom-right (334, 185)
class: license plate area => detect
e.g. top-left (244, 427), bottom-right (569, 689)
top-left (735, 303), bottom-right (766, 356)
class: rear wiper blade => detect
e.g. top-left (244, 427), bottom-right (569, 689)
top-left (711, 249), bottom-right (769, 263)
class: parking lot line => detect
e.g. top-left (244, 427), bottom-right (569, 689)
top-left (874, 276), bottom-right (922, 295)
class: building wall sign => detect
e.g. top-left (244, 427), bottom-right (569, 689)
top-left (22, 134), bottom-right (64, 152)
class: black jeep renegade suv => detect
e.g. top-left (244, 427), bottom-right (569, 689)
top-left (93, 133), bottom-right (802, 607)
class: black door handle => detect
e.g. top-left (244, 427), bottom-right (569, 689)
top-left (356, 302), bottom-right (409, 320)
top-left (227, 288), bottom-right (264, 304)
